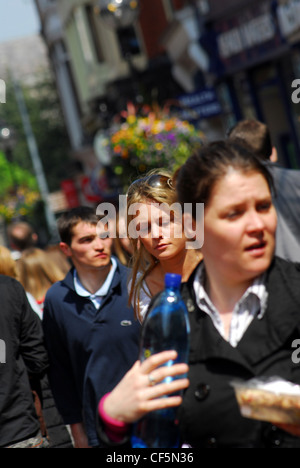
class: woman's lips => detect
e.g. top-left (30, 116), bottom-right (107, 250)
top-left (245, 240), bottom-right (267, 255)
top-left (155, 243), bottom-right (168, 251)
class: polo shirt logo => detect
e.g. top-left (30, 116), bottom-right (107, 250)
top-left (120, 320), bottom-right (132, 327)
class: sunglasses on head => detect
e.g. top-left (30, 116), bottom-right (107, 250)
top-left (127, 174), bottom-right (174, 197)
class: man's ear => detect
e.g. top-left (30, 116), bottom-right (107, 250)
top-left (59, 242), bottom-right (72, 257)
top-left (270, 146), bottom-right (278, 163)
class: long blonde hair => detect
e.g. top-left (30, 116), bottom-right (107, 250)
top-left (0, 245), bottom-right (18, 279)
top-left (127, 169), bottom-right (177, 320)
top-left (16, 247), bottom-right (67, 301)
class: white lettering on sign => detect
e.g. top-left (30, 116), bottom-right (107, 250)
top-left (277, 0), bottom-right (300, 37)
top-left (217, 13), bottom-right (275, 59)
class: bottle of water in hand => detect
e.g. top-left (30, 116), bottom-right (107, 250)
top-left (131, 273), bottom-right (190, 448)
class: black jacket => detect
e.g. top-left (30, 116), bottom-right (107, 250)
top-left (0, 276), bottom-right (49, 447)
top-left (178, 257), bottom-right (300, 448)
top-left (98, 257), bottom-right (300, 448)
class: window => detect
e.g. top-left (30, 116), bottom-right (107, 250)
top-left (85, 5), bottom-right (105, 63)
top-left (117, 26), bottom-right (141, 58)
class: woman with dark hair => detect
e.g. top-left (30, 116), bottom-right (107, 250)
top-left (98, 140), bottom-right (300, 448)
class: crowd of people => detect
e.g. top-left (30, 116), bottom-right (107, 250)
top-left (1, 119), bottom-right (300, 448)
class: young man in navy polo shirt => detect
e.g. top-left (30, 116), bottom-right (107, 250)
top-left (43, 207), bottom-right (141, 448)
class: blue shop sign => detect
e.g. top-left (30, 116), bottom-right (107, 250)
top-left (177, 88), bottom-right (222, 121)
top-left (212, 0), bottom-right (286, 74)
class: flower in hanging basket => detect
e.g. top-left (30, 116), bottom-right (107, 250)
top-left (0, 186), bottom-right (40, 221)
top-left (105, 103), bottom-right (204, 190)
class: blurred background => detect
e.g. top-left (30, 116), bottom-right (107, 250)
top-left (1, 0), bottom-right (300, 245)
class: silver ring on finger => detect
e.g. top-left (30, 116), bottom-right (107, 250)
top-left (148, 373), bottom-right (156, 387)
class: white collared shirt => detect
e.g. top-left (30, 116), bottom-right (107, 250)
top-left (193, 264), bottom-right (268, 347)
top-left (74, 257), bottom-right (117, 310)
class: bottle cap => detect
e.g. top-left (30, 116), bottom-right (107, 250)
top-left (165, 273), bottom-right (182, 288)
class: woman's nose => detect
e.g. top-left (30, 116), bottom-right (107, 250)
top-left (246, 210), bottom-right (265, 232)
top-left (151, 223), bottom-right (164, 239)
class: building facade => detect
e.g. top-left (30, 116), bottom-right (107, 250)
top-left (35, 0), bottom-right (300, 197)
top-left (198, 0), bottom-right (300, 167)
top-left (34, 0), bottom-right (192, 204)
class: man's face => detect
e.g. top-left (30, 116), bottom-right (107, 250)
top-left (60, 222), bottom-right (113, 272)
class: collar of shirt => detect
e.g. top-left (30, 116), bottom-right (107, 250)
top-left (193, 263), bottom-right (268, 347)
top-left (73, 257), bottom-right (117, 310)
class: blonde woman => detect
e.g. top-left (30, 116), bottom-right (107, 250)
top-left (16, 247), bottom-right (67, 317)
top-left (0, 245), bottom-right (19, 279)
top-left (0, 245), bottom-right (43, 318)
top-left (0, 246), bottom-right (71, 447)
top-left (126, 170), bottom-right (202, 322)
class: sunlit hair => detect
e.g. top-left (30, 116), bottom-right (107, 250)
top-left (0, 245), bottom-right (18, 279)
top-left (16, 247), bottom-right (67, 301)
top-left (126, 169), bottom-right (177, 321)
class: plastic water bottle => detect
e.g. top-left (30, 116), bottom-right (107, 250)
top-left (131, 273), bottom-right (190, 448)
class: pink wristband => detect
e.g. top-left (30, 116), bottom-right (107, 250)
top-left (98, 393), bottom-right (130, 442)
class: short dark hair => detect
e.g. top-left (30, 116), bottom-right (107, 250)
top-left (175, 140), bottom-right (274, 218)
top-left (57, 206), bottom-right (100, 245)
top-left (7, 221), bottom-right (37, 251)
top-left (227, 120), bottom-right (272, 160)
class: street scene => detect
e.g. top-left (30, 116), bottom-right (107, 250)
top-left (0, 0), bottom-right (300, 452)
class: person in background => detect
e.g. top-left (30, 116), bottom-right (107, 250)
top-left (0, 270), bottom-right (49, 448)
top-left (16, 247), bottom-right (67, 318)
top-left (43, 206), bottom-right (141, 448)
top-left (0, 245), bottom-right (18, 278)
top-left (125, 170), bottom-right (202, 322)
top-left (227, 119), bottom-right (300, 263)
top-left (0, 245), bottom-right (41, 317)
top-left (0, 245), bottom-right (73, 448)
top-left (7, 221), bottom-right (38, 260)
top-left (45, 244), bottom-right (72, 275)
top-left (98, 140), bottom-right (300, 448)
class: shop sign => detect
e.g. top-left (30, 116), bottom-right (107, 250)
top-left (277, 0), bottom-right (300, 38)
top-left (177, 87), bottom-right (222, 120)
top-left (48, 191), bottom-right (69, 213)
top-left (217, 13), bottom-right (275, 60)
top-left (213, 1), bottom-right (284, 73)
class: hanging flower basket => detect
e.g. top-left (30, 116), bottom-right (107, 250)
top-left (0, 185), bottom-right (40, 221)
top-left (101, 103), bottom-right (204, 192)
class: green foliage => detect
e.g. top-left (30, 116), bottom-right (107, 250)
top-left (0, 151), bottom-right (40, 221)
top-left (0, 151), bottom-right (37, 195)
top-left (0, 73), bottom-right (71, 193)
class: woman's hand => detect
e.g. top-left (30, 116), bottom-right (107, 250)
top-left (103, 350), bottom-right (189, 424)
